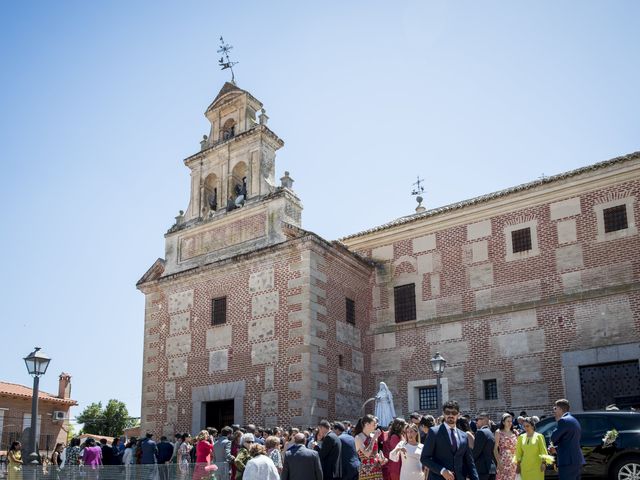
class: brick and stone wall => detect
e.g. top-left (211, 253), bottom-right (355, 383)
top-left (139, 234), bottom-right (373, 435)
top-left (344, 162), bottom-right (640, 418)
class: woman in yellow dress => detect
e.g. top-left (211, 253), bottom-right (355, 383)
top-left (515, 418), bottom-right (549, 480)
top-left (8, 441), bottom-right (23, 480)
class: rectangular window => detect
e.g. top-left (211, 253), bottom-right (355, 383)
top-left (211, 297), bottom-right (227, 326)
top-left (511, 227), bottom-right (532, 253)
top-left (394, 284), bottom-right (416, 323)
top-left (346, 298), bottom-right (355, 325)
top-left (603, 205), bottom-right (628, 233)
top-left (483, 379), bottom-right (498, 400)
top-left (418, 386), bottom-right (438, 410)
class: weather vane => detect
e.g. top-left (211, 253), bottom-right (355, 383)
top-left (411, 175), bottom-right (425, 196)
top-left (217, 36), bottom-right (239, 83)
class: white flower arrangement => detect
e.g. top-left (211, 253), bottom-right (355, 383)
top-left (602, 429), bottom-right (618, 447)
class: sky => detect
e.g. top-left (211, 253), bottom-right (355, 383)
top-left (1, 1), bottom-right (638, 421)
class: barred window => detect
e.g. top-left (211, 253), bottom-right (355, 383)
top-left (418, 386), bottom-right (438, 410)
top-left (511, 227), bottom-right (532, 253)
top-left (211, 297), bottom-right (227, 325)
top-left (346, 298), bottom-right (355, 325)
top-left (603, 205), bottom-right (628, 233)
top-left (394, 284), bottom-right (416, 323)
top-left (484, 379), bottom-right (498, 400)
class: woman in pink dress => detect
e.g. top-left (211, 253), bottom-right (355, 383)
top-left (494, 413), bottom-right (518, 480)
top-left (81, 438), bottom-right (102, 480)
top-left (193, 430), bottom-right (214, 480)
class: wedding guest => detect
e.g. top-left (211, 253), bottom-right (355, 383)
top-left (383, 417), bottom-right (407, 480)
top-left (515, 418), bottom-right (548, 480)
top-left (8, 442), bottom-right (23, 480)
top-left (389, 423), bottom-right (423, 480)
top-left (193, 430), bottom-right (213, 480)
top-left (549, 399), bottom-right (585, 480)
top-left (265, 436), bottom-right (283, 473)
top-left (243, 443), bottom-right (279, 480)
top-left (354, 414), bottom-right (385, 480)
top-left (494, 414), bottom-right (517, 480)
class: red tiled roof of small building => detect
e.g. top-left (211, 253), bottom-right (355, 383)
top-left (0, 381), bottom-right (77, 405)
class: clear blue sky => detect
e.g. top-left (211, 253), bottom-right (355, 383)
top-left (1, 1), bottom-right (638, 421)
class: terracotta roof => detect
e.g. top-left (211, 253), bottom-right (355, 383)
top-left (0, 381), bottom-right (77, 405)
top-left (340, 151), bottom-right (640, 241)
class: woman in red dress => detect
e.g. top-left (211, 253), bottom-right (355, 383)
top-left (192, 430), bottom-right (214, 480)
top-left (383, 418), bottom-right (407, 480)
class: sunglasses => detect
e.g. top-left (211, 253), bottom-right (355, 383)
top-left (443, 410), bottom-right (459, 416)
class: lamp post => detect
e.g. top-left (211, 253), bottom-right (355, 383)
top-left (430, 352), bottom-right (446, 413)
top-left (23, 347), bottom-right (51, 465)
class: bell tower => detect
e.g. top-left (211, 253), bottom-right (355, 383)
top-left (183, 82), bottom-right (282, 220)
top-left (161, 82), bottom-right (303, 276)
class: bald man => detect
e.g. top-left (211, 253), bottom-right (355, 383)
top-left (281, 433), bottom-right (323, 480)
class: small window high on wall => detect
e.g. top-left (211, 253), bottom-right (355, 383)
top-left (346, 298), bottom-right (355, 325)
top-left (211, 297), bottom-right (227, 325)
top-left (394, 283), bottom-right (416, 323)
top-left (603, 205), bottom-right (628, 233)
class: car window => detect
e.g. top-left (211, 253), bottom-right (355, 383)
top-left (577, 416), bottom-right (611, 437)
top-left (610, 415), bottom-right (640, 431)
top-left (536, 420), bottom-right (557, 442)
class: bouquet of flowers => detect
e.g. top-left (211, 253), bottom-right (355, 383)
top-left (602, 429), bottom-right (618, 447)
top-left (540, 454), bottom-right (556, 465)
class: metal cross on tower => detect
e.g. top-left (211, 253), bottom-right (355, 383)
top-left (217, 36), bottom-right (239, 83)
top-left (411, 175), bottom-right (425, 196)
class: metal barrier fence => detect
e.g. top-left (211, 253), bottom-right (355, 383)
top-left (0, 463), bottom-right (228, 480)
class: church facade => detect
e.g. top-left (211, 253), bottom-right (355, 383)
top-left (137, 82), bottom-right (640, 436)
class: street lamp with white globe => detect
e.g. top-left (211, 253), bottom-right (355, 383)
top-left (430, 352), bottom-right (446, 412)
top-left (23, 347), bottom-right (51, 465)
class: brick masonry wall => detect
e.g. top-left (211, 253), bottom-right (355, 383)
top-left (0, 396), bottom-right (72, 452)
top-left (141, 164), bottom-right (640, 432)
top-left (140, 235), bottom-right (374, 435)
top-left (357, 178), bottom-right (640, 418)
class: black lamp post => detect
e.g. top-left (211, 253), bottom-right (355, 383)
top-left (430, 352), bottom-right (446, 413)
top-left (23, 347), bottom-right (51, 465)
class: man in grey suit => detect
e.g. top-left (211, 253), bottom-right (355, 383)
top-left (421, 400), bottom-right (479, 480)
top-left (281, 433), bottom-right (323, 480)
top-left (472, 413), bottom-right (496, 480)
top-left (213, 426), bottom-right (234, 479)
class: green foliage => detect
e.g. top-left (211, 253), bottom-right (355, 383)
top-left (66, 422), bottom-right (77, 442)
top-left (77, 399), bottom-right (136, 437)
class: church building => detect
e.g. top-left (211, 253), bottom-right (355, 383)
top-left (137, 82), bottom-right (640, 436)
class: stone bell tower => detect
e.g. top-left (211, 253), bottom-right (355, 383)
top-left (160, 82), bottom-right (303, 276)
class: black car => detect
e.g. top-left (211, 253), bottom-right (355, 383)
top-left (536, 411), bottom-right (640, 480)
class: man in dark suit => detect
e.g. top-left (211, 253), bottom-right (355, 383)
top-left (421, 400), bottom-right (479, 480)
top-left (313, 419), bottom-right (342, 480)
top-left (156, 436), bottom-right (174, 480)
top-left (472, 412), bottom-right (496, 480)
top-left (334, 422), bottom-right (359, 480)
top-left (550, 399), bottom-right (585, 480)
top-left (282, 433), bottom-right (323, 480)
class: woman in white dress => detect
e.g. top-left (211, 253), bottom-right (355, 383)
top-left (389, 423), bottom-right (425, 480)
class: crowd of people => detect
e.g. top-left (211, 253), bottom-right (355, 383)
top-left (4, 398), bottom-right (584, 480)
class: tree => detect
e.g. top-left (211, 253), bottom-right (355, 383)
top-left (77, 399), bottom-right (136, 437)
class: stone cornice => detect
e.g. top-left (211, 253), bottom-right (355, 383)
top-left (137, 226), bottom-right (374, 291)
top-left (183, 125), bottom-right (284, 168)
